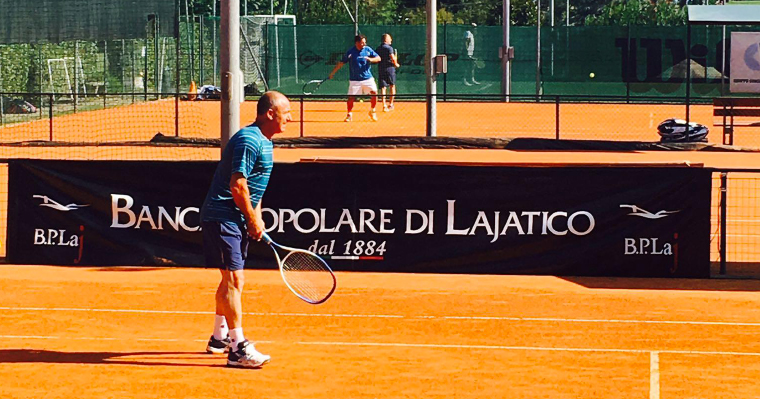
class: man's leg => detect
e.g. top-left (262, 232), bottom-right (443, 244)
top-left (221, 269), bottom-right (270, 368)
top-left (368, 91), bottom-right (378, 121)
top-left (380, 87), bottom-right (387, 109)
top-left (218, 269), bottom-right (244, 332)
top-left (345, 96), bottom-right (355, 121)
top-left (389, 85), bottom-right (396, 109)
top-left (204, 221), bottom-right (232, 354)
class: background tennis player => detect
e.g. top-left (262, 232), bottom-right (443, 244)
top-left (328, 34), bottom-right (381, 122)
top-left (377, 33), bottom-right (400, 112)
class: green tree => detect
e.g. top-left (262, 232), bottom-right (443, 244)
top-left (585, 0), bottom-right (687, 25)
top-left (399, 7), bottom-right (465, 24)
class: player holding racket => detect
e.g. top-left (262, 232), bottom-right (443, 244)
top-left (463, 23), bottom-right (481, 86)
top-left (328, 34), bottom-right (381, 122)
top-left (200, 91), bottom-right (292, 368)
top-left (377, 33), bottom-right (400, 112)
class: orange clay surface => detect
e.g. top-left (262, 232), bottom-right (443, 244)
top-left (2, 265), bottom-right (760, 399)
top-left (2, 99), bottom-right (759, 147)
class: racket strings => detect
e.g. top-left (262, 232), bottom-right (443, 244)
top-left (281, 251), bottom-right (334, 302)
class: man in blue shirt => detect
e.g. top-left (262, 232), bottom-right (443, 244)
top-left (328, 34), bottom-right (382, 122)
top-left (201, 91), bottom-right (292, 369)
top-left (376, 33), bottom-right (400, 112)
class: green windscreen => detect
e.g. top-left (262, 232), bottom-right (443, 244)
top-left (0, 0), bottom-right (175, 44)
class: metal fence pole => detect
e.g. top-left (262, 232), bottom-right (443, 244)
top-left (104, 41), bottom-right (108, 109)
top-left (220, 0), bottom-right (241, 151)
top-left (175, 0), bottom-right (181, 137)
top-left (426, 0), bottom-right (437, 137)
top-left (443, 22), bottom-right (447, 101)
top-left (720, 171), bottom-right (728, 275)
top-left (200, 16), bottom-right (205, 85)
top-left (555, 95), bottom-right (560, 139)
top-left (686, 24), bottom-right (691, 123)
top-left (144, 34), bottom-right (149, 100)
top-left (49, 93), bottom-right (54, 141)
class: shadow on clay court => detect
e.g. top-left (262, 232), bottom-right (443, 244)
top-left (0, 349), bottom-right (233, 368)
top-left (561, 274), bottom-right (760, 292)
top-left (90, 267), bottom-right (169, 273)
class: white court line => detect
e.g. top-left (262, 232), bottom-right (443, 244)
top-left (650, 352), bottom-right (660, 399)
top-left (2, 306), bottom-right (760, 327)
top-left (297, 341), bottom-right (760, 357)
top-left (2, 335), bottom-right (759, 357)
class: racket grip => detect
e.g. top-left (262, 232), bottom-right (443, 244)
top-left (261, 232), bottom-right (273, 245)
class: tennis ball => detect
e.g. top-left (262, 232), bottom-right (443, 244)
top-left (589, 72), bottom-right (595, 78)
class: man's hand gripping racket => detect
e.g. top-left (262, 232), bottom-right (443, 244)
top-left (261, 232), bottom-right (336, 304)
top-left (302, 77), bottom-right (330, 95)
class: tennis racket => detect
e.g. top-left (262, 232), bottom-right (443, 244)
top-left (475, 59), bottom-right (486, 69)
top-left (302, 78), bottom-right (328, 95)
top-left (261, 232), bottom-right (336, 304)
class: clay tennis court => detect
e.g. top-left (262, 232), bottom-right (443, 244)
top-left (2, 265), bottom-right (760, 398)
top-left (1, 98), bottom-right (759, 398)
top-left (1, 99), bottom-right (758, 147)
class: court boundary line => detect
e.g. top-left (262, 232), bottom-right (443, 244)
top-left (2, 335), bottom-right (759, 357)
top-left (3, 306), bottom-right (760, 327)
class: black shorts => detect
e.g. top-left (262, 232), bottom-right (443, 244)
top-left (378, 68), bottom-right (396, 89)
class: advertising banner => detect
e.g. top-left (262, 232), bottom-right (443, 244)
top-left (7, 160), bottom-right (711, 277)
top-left (730, 32), bottom-right (760, 93)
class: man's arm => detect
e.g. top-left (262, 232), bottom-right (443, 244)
top-left (367, 55), bottom-right (381, 63)
top-left (328, 62), bottom-right (345, 79)
top-left (230, 172), bottom-right (265, 240)
top-left (390, 52), bottom-right (400, 68)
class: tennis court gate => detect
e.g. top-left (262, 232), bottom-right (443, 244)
top-left (712, 169), bottom-right (760, 277)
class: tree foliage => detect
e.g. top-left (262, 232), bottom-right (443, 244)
top-left (584, 0), bottom-right (687, 26)
top-left (180, 0), bottom-right (689, 27)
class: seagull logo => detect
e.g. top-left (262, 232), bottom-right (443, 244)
top-left (620, 205), bottom-right (679, 219)
top-left (34, 195), bottom-right (89, 212)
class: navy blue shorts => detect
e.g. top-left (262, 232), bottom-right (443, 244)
top-left (202, 221), bottom-right (249, 271)
top-left (378, 68), bottom-right (396, 89)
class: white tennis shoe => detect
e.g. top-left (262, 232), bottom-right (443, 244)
top-left (227, 340), bottom-right (271, 368)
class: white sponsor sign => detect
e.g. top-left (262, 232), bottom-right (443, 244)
top-left (730, 32), bottom-right (760, 93)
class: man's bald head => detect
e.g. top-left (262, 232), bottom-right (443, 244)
top-left (257, 91), bottom-right (288, 116)
top-left (255, 91), bottom-right (292, 139)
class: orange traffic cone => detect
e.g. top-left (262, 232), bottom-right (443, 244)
top-left (188, 81), bottom-right (197, 100)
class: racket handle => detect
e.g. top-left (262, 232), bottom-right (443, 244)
top-left (261, 232), bottom-right (273, 245)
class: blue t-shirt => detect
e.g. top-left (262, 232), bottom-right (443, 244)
top-left (341, 46), bottom-right (379, 81)
top-left (201, 125), bottom-right (274, 224)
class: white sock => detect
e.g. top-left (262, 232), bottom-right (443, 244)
top-left (229, 327), bottom-right (246, 350)
top-left (213, 315), bottom-right (228, 340)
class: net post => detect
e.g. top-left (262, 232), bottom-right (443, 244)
top-left (720, 171), bottom-right (728, 275)
top-left (300, 95), bottom-right (304, 138)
